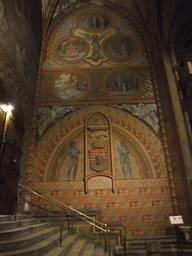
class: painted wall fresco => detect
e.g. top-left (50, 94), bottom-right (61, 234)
top-left (40, 69), bottom-right (153, 104)
top-left (31, 105), bottom-right (172, 236)
top-left (34, 106), bottom-right (165, 181)
top-left (25, 1), bottom-right (176, 238)
top-left (40, 6), bottom-right (150, 105)
top-left (0, 0), bottom-right (42, 191)
top-left (0, 0), bottom-right (41, 120)
top-left (45, 7), bottom-right (145, 69)
top-left (54, 72), bottom-right (90, 100)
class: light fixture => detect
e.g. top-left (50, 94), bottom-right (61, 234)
top-left (0, 104), bottom-right (13, 115)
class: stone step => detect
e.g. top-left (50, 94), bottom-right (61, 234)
top-left (0, 222), bottom-right (50, 240)
top-left (81, 242), bottom-right (95, 256)
top-left (93, 247), bottom-right (109, 256)
top-left (114, 249), bottom-right (148, 256)
top-left (115, 237), bottom-right (192, 256)
top-left (65, 238), bottom-right (87, 256)
top-left (0, 214), bottom-right (32, 222)
top-left (44, 234), bottom-right (77, 256)
top-left (0, 218), bottom-right (41, 231)
top-left (0, 230), bottom-right (69, 256)
top-left (0, 226), bottom-right (60, 252)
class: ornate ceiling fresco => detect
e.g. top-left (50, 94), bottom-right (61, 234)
top-left (38, 0), bottom-right (154, 106)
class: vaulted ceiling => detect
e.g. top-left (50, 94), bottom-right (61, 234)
top-left (41, 0), bottom-right (192, 65)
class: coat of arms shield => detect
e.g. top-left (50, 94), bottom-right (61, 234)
top-left (89, 148), bottom-right (109, 172)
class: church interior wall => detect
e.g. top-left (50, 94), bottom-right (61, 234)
top-left (21, 1), bottom-right (192, 237)
top-left (28, 105), bottom-right (173, 237)
top-left (0, 0), bottom-right (42, 214)
top-left (0, 0), bottom-right (192, 240)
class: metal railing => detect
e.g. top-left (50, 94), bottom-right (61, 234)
top-left (15, 183), bottom-right (113, 255)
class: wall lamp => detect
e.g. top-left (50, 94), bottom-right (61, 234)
top-left (0, 104), bottom-right (14, 167)
top-left (0, 104), bottom-right (13, 115)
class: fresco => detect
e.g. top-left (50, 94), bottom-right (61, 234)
top-left (117, 140), bottom-right (132, 179)
top-left (53, 72), bottom-right (89, 101)
top-left (50, 138), bottom-right (84, 182)
top-left (33, 105), bottom-right (166, 183)
top-left (15, 0), bottom-right (28, 20)
top-left (77, 9), bottom-right (110, 32)
top-left (32, 105), bottom-right (170, 236)
top-left (45, 6), bottom-right (144, 69)
top-left (103, 33), bottom-right (138, 62)
top-left (16, 43), bottom-right (31, 81)
top-left (37, 105), bottom-right (85, 137)
top-left (0, 0), bottom-right (8, 35)
top-left (124, 103), bottom-right (160, 133)
top-left (73, 28), bottom-right (116, 65)
top-left (104, 69), bottom-right (140, 98)
top-left (56, 37), bottom-right (89, 61)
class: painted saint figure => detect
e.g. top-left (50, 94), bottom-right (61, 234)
top-left (67, 141), bottom-right (81, 181)
top-left (118, 140), bottom-right (132, 179)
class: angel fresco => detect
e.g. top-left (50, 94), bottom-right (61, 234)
top-left (54, 72), bottom-right (89, 100)
top-left (128, 103), bottom-right (160, 133)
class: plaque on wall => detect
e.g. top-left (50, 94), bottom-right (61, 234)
top-left (88, 176), bottom-right (112, 190)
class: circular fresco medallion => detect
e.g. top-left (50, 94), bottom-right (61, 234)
top-left (53, 72), bottom-right (90, 101)
top-left (56, 37), bottom-right (89, 61)
top-left (104, 70), bottom-right (141, 99)
top-left (75, 8), bottom-right (111, 32)
top-left (103, 34), bottom-right (138, 62)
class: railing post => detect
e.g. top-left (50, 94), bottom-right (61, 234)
top-left (71, 212), bottom-right (74, 235)
top-left (60, 208), bottom-right (63, 246)
top-left (124, 238), bottom-right (128, 256)
top-left (66, 215), bottom-right (71, 234)
top-left (14, 185), bottom-right (20, 221)
top-left (104, 231), bottom-right (107, 252)
top-left (107, 230), bottom-right (111, 256)
top-left (104, 228), bottom-right (112, 256)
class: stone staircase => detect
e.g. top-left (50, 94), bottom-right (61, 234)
top-left (114, 234), bottom-right (192, 256)
top-left (0, 214), bottom-right (109, 256)
top-left (2, 214), bottom-right (191, 256)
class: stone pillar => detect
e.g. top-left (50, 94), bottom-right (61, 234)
top-left (178, 225), bottom-right (191, 241)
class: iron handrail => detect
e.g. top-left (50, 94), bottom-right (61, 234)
top-left (17, 183), bottom-right (109, 233)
